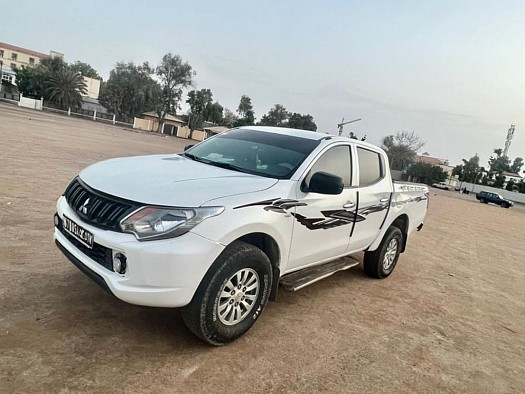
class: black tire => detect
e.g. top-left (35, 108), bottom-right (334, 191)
top-left (501, 202), bottom-right (509, 208)
top-left (181, 241), bottom-right (272, 346)
top-left (363, 226), bottom-right (403, 279)
top-left (479, 198), bottom-right (485, 203)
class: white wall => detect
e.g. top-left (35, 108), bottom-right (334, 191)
top-left (458, 182), bottom-right (525, 204)
top-left (18, 95), bottom-right (42, 110)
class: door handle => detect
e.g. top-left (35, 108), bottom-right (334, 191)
top-left (380, 198), bottom-right (389, 203)
top-left (343, 202), bottom-right (355, 209)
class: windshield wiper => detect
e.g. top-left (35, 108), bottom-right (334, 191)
top-left (183, 152), bottom-right (207, 163)
top-left (183, 153), bottom-right (250, 174)
top-left (204, 160), bottom-right (252, 174)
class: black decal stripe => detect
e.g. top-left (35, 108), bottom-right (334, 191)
top-left (350, 191), bottom-right (360, 238)
top-left (234, 199), bottom-right (280, 209)
top-left (379, 193), bottom-right (394, 230)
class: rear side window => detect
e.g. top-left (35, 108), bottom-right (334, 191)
top-left (357, 147), bottom-right (383, 186)
top-left (305, 145), bottom-right (352, 187)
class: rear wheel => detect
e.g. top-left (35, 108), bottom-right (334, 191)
top-left (181, 241), bottom-right (272, 346)
top-left (363, 226), bottom-right (403, 279)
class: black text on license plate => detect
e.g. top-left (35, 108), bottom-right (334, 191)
top-left (63, 215), bottom-right (94, 249)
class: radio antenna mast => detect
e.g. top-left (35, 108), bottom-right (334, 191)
top-left (337, 117), bottom-right (362, 136)
top-left (503, 124), bottom-right (515, 157)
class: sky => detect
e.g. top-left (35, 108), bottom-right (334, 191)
top-left (2, 0), bottom-right (525, 168)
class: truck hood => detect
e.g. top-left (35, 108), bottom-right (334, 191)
top-left (79, 154), bottom-right (278, 206)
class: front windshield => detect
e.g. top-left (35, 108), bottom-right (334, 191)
top-left (184, 128), bottom-right (321, 179)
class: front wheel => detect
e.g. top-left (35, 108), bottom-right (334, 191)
top-left (181, 241), bottom-right (272, 346)
top-left (363, 226), bottom-right (403, 279)
top-left (479, 198), bottom-right (485, 203)
top-left (501, 202), bottom-right (509, 208)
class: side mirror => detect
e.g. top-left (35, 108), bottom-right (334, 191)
top-left (184, 144), bottom-right (195, 151)
top-left (306, 171), bottom-right (344, 195)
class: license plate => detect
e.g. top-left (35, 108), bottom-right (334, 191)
top-left (62, 215), bottom-right (94, 249)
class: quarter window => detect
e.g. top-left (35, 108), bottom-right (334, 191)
top-left (357, 147), bottom-right (383, 186)
top-left (305, 145), bottom-right (352, 188)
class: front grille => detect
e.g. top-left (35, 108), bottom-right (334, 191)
top-left (64, 177), bottom-right (139, 231)
top-left (56, 216), bottom-right (113, 271)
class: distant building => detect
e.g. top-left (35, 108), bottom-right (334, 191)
top-left (0, 41), bottom-right (63, 86)
top-left (502, 171), bottom-right (523, 184)
top-left (82, 76), bottom-right (100, 100)
top-left (414, 153), bottom-right (457, 186)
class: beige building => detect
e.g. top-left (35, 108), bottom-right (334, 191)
top-left (83, 76), bottom-right (100, 99)
top-left (0, 42), bottom-right (63, 70)
top-left (0, 42), bottom-right (64, 86)
top-left (414, 153), bottom-right (457, 186)
top-left (133, 112), bottom-right (226, 142)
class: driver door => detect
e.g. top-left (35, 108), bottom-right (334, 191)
top-left (287, 144), bottom-right (357, 271)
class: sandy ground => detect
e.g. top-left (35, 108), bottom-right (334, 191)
top-left (0, 104), bottom-right (524, 393)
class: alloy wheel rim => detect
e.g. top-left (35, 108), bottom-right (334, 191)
top-left (217, 268), bottom-right (260, 326)
top-left (383, 238), bottom-right (398, 270)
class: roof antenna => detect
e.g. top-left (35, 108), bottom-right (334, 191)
top-left (337, 117), bottom-right (362, 136)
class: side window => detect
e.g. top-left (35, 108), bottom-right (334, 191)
top-left (305, 145), bottom-right (352, 188)
top-left (357, 147), bottom-right (383, 186)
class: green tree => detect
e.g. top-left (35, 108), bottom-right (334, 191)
top-left (382, 131), bottom-right (425, 171)
top-left (99, 62), bottom-right (159, 118)
top-left (510, 157), bottom-right (524, 174)
top-left (407, 162), bottom-right (447, 185)
top-left (46, 68), bottom-right (87, 110)
top-left (505, 180), bottom-right (515, 191)
top-left (15, 65), bottom-right (48, 98)
top-left (187, 89), bottom-right (213, 135)
top-left (206, 102), bottom-right (224, 125)
top-left (40, 56), bottom-right (67, 75)
top-left (287, 112), bottom-right (317, 131)
top-left (222, 108), bottom-right (238, 128)
top-left (69, 61), bottom-right (102, 80)
top-left (154, 53), bottom-right (195, 132)
top-left (259, 104), bottom-right (288, 126)
top-left (489, 149), bottom-right (510, 172)
top-left (453, 155), bottom-right (482, 183)
top-left (234, 95), bottom-right (255, 126)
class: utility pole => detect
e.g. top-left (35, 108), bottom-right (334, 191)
top-left (337, 117), bottom-right (361, 136)
top-left (502, 124), bottom-right (515, 158)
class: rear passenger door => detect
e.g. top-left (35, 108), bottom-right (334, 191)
top-left (347, 146), bottom-right (391, 253)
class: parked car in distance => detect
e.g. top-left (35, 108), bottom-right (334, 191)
top-left (432, 182), bottom-right (450, 190)
top-left (475, 191), bottom-right (514, 208)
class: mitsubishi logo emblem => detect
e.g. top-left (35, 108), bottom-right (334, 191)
top-left (80, 198), bottom-right (90, 215)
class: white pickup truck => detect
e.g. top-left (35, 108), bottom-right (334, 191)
top-left (54, 126), bottom-right (428, 345)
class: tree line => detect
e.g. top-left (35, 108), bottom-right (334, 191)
top-left (380, 130), bottom-right (525, 192)
top-left (452, 150), bottom-right (524, 192)
top-left (15, 57), bottom-right (92, 109)
top-left (98, 55), bottom-right (317, 133)
top-left (14, 51), bottom-right (317, 133)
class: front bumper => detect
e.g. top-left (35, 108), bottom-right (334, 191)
top-left (54, 196), bottom-right (225, 307)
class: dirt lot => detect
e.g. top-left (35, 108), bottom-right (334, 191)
top-left (1, 104), bottom-right (524, 393)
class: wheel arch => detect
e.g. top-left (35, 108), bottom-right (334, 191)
top-left (390, 214), bottom-right (409, 253)
top-left (233, 232), bottom-right (281, 301)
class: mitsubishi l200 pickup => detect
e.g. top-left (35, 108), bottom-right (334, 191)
top-left (54, 126), bottom-right (428, 345)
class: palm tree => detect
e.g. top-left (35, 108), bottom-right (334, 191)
top-left (46, 69), bottom-right (87, 110)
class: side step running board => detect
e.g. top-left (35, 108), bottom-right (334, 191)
top-left (280, 256), bottom-right (360, 292)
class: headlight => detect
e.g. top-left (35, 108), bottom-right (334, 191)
top-left (120, 206), bottom-right (224, 240)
